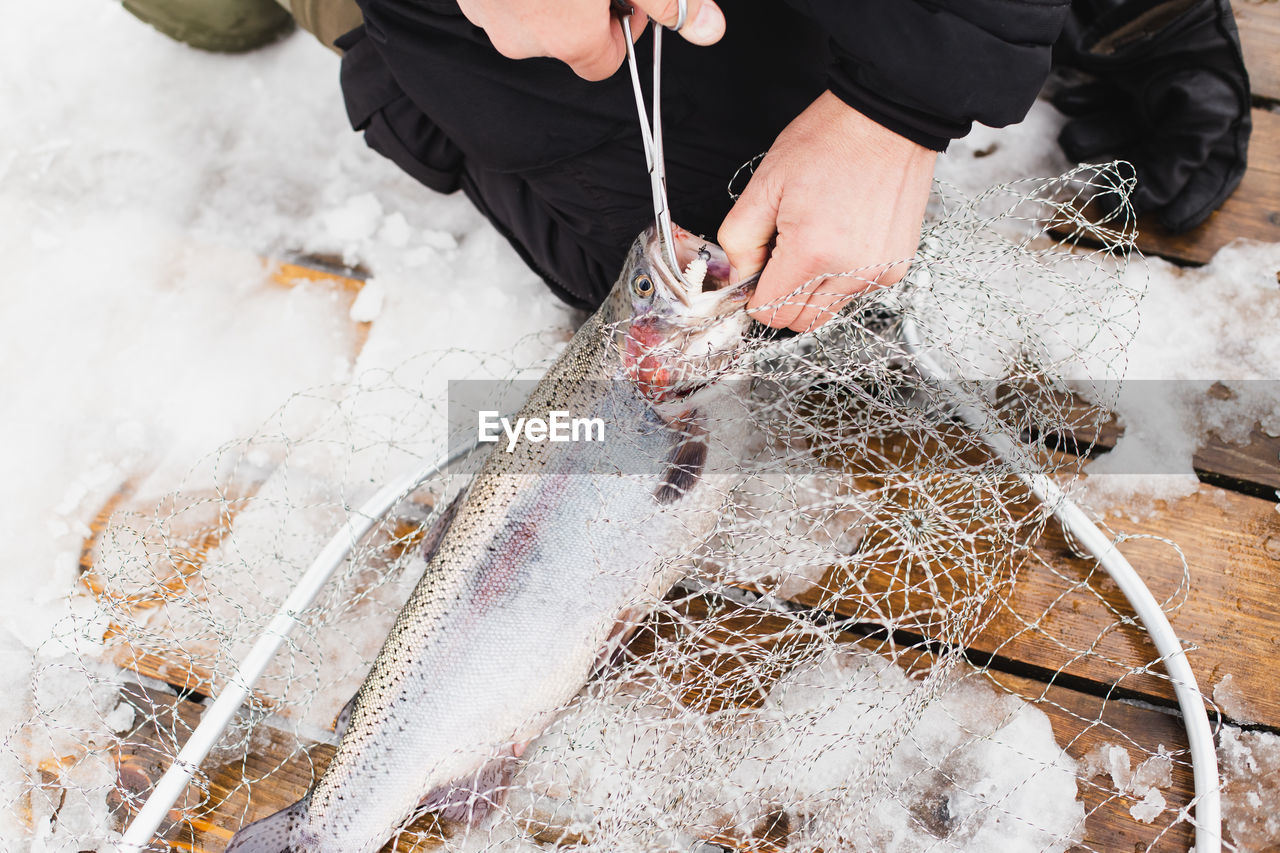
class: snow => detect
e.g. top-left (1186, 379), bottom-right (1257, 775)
top-left (0, 0), bottom-right (569, 843)
top-left (1, 0), bottom-right (1276, 849)
top-left (348, 275), bottom-right (386, 321)
top-left (1080, 742), bottom-right (1174, 825)
top-left (1219, 725), bottom-right (1280, 850)
top-left (1077, 241), bottom-right (1280, 511)
top-left (516, 651), bottom-right (1084, 851)
top-left (937, 99), bottom-right (1280, 513)
top-left (1215, 673), bottom-right (1260, 726)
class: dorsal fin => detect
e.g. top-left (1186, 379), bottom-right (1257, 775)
top-left (333, 691), bottom-right (359, 739)
top-left (421, 488), bottom-right (466, 563)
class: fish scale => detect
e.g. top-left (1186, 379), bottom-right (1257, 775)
top-left (226, 227), bottom-right (758, 852)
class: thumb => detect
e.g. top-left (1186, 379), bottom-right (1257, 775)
top-left (630, 0), bottom-right (724, 45)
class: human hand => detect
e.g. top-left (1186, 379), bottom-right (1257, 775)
top-left (456, 0), bottom-right (726, 81)
top-left (718, 91), bottom-right (937, 333)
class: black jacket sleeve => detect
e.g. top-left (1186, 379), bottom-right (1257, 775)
top-left (784, 0), bottom-right (1071, 150)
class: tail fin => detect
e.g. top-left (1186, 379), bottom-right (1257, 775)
top-left (225, 795), bottom-right (309, 852)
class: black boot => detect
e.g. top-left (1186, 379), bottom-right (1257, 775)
top-left (1053, 0), bottom-right (1252, 233)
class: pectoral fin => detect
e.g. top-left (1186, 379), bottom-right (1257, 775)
top-left (655, 424), bottom-right (707, 505)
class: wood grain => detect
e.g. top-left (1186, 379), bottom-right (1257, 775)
top-left (796, 481), bottom-right (1280, 727)
top-left (1238, 0), bottom-right (1280, 102)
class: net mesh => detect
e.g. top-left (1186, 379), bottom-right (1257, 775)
top-left (10, 164), bottom-right (1222, 852)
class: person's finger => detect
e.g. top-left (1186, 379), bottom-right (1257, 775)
top-left (630, 0), bottom-right (724, 45)
top-left (558, 15), bottom-right (631, 80)
top-left (746, 242), bottom-right (819, 330)
top-left (717, 169), bottom-right (779, 286)
top-left (763, 251), bottom-right (905, 332)
top-left (785, 262), bottom-right (900, 333)
top-left (787, 287), bottom-right (856, 334)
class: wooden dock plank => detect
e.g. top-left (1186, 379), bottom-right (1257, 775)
top-left (83, 492), bottom-right (430, 711)
top-left (984, 668), bottom-right (1195, 853)
top-left (110, 682), bottom-right (448, 852)
top-left (1191, 422), bottom-right (1280, 497)
top-left (640, 598), bottom-right (1202, 851)
top-left (795, 481), bottom-right (1280, 727)
top-left (1237, 0), bottom-right (1280, 102)
top-left (79, 415), bottom-right (1280, 735)
top-left (1134, 109), bottom-right (1280, 264)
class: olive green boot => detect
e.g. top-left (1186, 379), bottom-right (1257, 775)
top-left (121, 0), bottom-right (295, 53)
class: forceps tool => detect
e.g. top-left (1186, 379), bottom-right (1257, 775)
top-left (615, 0), bottom-right (687, 283)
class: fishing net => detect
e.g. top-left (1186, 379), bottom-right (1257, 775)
top-left (11, 163), bottom-right (1227, 853)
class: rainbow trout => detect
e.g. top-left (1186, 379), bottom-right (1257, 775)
top-left (227, 226), bottom-right (757, 852)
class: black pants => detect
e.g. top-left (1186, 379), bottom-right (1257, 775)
top-left (338, 0), bottom-right (828, 310)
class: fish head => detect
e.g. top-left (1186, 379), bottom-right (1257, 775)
top-left (604, 225), bottom-right (757, 404)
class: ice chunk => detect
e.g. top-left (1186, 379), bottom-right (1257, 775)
top-left (1213, 673), bottom-right (1258, 725)
top-left (103, 701), bottom-right (135, 734)
top-left (1129, 788), bottom-right (1166, 824)
top-left (1219, 726), bottom-right (1280, 850)
top-left (379, 211), bottom-right (411, 248)
top-left (349, 277), bottom-right (385, 323)
top-left (1082, 742), bottom-right (1173, 825)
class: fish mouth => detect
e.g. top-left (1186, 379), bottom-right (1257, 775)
top-left (646, 226), bottom-right (757, 314)
top-left (624, 225), bottom-right (759, 405)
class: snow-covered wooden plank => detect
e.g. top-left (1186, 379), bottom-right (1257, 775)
top-left (80, 414), bottom-right (1278, 731)
top-left (77, 472), bottom-right (431, 710)
top-left (107, 681), bottom-right (444, 852)
top-left (1014, 383), bottom-right (1280, 500)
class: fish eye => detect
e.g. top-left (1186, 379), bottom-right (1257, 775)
top-left (632, 273), bottom-right (654, 298)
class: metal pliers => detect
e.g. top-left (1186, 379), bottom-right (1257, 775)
top-left (613, 0), bottom-right (688, 283)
